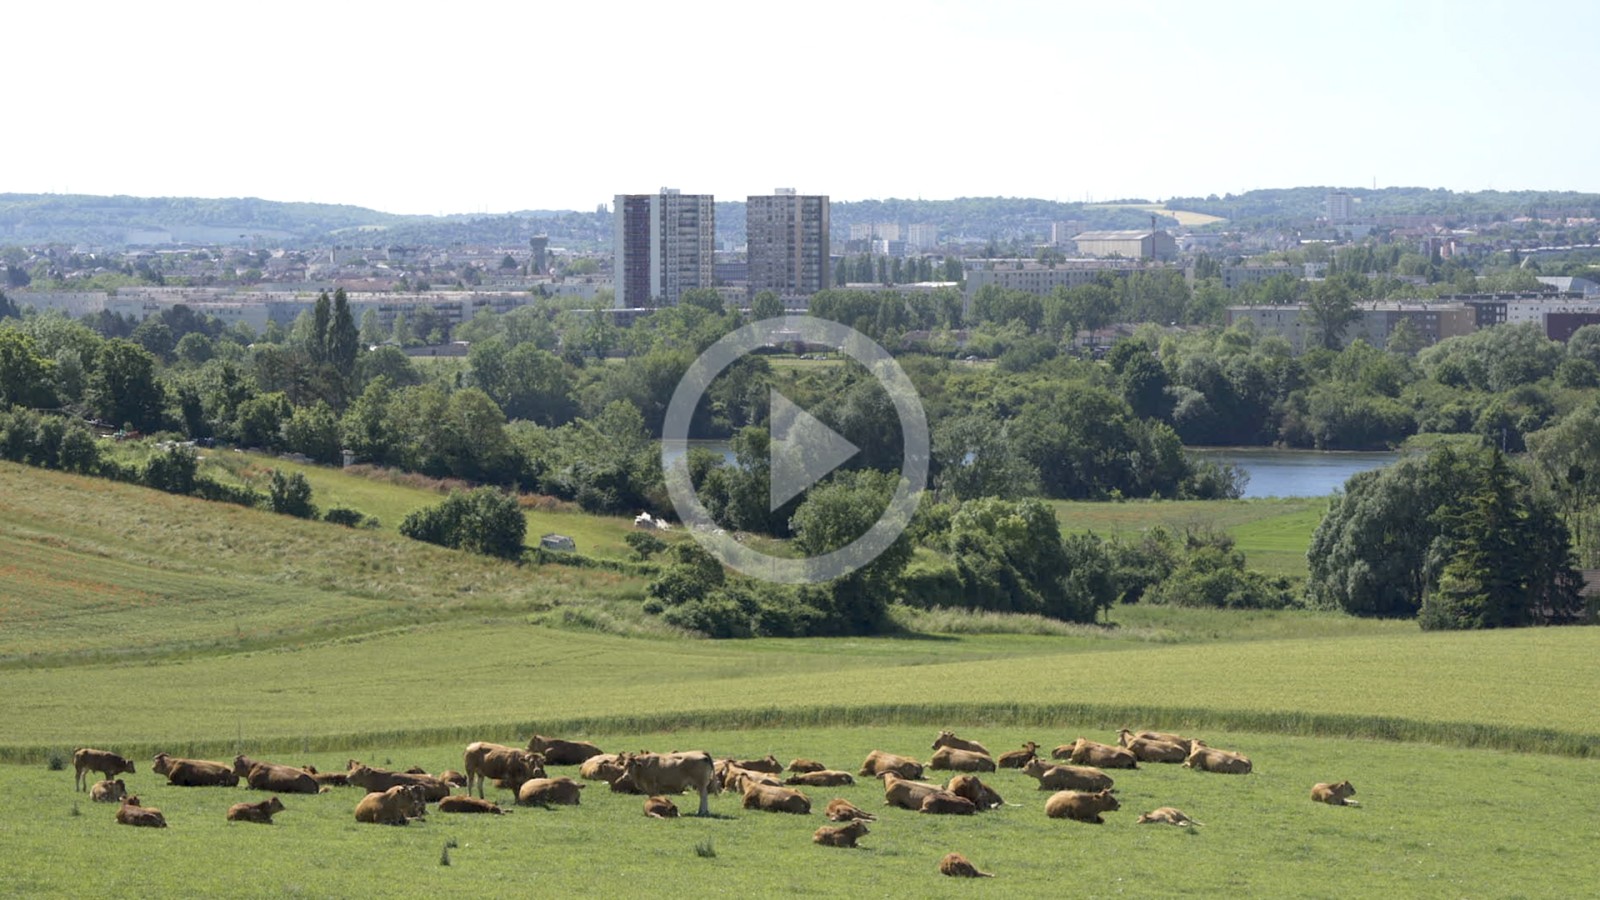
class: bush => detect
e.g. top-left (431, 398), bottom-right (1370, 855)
top-left (399, 488), bottom-right (526, 560)
top-left (323, 506), bottom-right (373, 528)
top-left (266, 469), bottom-right (317, 519)
top-left (142, 446), bottom-right (198, 494)
top-left (623, 531), bottom-right (667, 561)
top-left (192, 477), bottom-right (263, 508)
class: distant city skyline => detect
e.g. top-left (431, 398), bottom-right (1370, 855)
top-left (7, 0), bottom-right (1598, 216)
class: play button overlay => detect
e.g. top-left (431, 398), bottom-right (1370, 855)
top-left (768, 389), bottom-right (858, 512)
top-left (662, 316), bottom-right (928, 584)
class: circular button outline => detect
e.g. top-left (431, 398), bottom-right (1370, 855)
top-left (660, 316), bottom-right (929, 584)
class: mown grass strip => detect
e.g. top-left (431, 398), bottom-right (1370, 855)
top-left (6, 701), bottom-right (1593, 766)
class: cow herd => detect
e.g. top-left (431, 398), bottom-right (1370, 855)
top-left (70, 726), bottom-right (1359, 878)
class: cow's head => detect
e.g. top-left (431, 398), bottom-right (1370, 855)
top-left (931, 731), bottom-right (955, 750)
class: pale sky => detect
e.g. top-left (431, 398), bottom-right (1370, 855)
top-left (6, 0), bottom-right (1596, 215)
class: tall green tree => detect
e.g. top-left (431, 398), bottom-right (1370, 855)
top-left (1305, 277), bottom-right (1357, 351)
top-left (326, 287), bottom-right (359, 381)
top-left (90, 339), bottom-right (165, 431)
top-left (308, 291), bottom-right (332, 364)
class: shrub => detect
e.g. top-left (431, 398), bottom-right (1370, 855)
top-left (323, 506), bottom-right (371, 528)
top-left (399, 488), bottom-right (526, 560)
top-left (142, 445), bottom-right (198, 494)
top-left (192, 477), bottom-right (263, 508)
top-left (623, 531), bottom-right (667, 561)
top-left (266, 470), bottom-right (317, 519)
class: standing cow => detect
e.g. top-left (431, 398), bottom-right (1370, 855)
top-left (73, 748), bottom-right (134, 792)
top-left (620, 752), bottom-right (715, 816)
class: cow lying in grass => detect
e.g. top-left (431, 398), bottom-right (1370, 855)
top-left (227, 797), bottom-right (285, 824)
top-left (813, 819), bottom-right (869, 847)
top-left (154, 752), bottom-right (239, 787)
top-left (354, 785), bottom-right (427, 825)
top-left (115, 796), bottom-right (166, 828)
top-left (940, 853), bottom-right (993, 878)
top-left (1022, 757), bottom-right (1114, 792)
top-left (1184, 743), bottom-right (1252, 775)
top-left (1045, 789), bottom-right (1120, 823)
top-left (90, 779), bottom-right (128, 803)
top-left (1311, 781), bottom-right (1358, 805)
top-left (1136, 806), bottom-right (1202, 826)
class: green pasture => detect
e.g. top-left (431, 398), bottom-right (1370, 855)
top-left (1052, 497), bottom-right (1327, 577)
top-left (199, 451), bottom-right (670, 562)
top-left (3, 727), bottom-right (1595, 897)
top-left (4, 620), bottom-right (1596, 757)
top-left (0, 463), bottom-right (651, 666)
top-left (4, 458), bottom-right (1600, 895)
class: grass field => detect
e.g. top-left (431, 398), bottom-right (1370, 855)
top-left (1084, 202), bottom-right (1228, 228)
top-left (4, 727), bottom-right (1596, 897)
top-left (4, 459), bottom-right (1599, 895)
top-left (1053, 497), bottom-right (1326, 577)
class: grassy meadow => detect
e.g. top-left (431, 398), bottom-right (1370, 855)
top-left (1052, 497), bottom-right (1327, 577)
top-left (3, 459), bottom-right (1598, 895)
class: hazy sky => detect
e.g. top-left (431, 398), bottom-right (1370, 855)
top-left (7, 0), bottom-right (1596, 214)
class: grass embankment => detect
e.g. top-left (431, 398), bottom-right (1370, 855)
top-left (0, 462), bottom-right (658, 667)
top-left (1053, 497), bottom-right (1326, 577)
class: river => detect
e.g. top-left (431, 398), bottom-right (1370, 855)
top-left (1186, 448), bottom-right (1401, 498)
top-left (661, 441), bottom-right (1399, 500)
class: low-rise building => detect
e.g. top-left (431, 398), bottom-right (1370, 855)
top-left (1071, 229), bottom-right (1177, 261)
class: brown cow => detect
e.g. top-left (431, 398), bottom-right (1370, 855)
top-left (824, 798), bottom-right (876, 822)
top-left (919, 791), bottom-right (977, 815)
top-left (880, 772), bottom-right (947, 811)
top-left (226, 797), bottom-right (285, 824)
top-left (354, 785), bottom-right (427, 825)
top-left (644, 795), bottom-right (679, 819)
top-left (788, 758), bottom-right (826, 773)
top-left (1119, 728), bottom-right (1196, 753)
top-left (300, 765), bottom-right (349, 788)
top-left (439, 770), bottom-right (467, 787)
top-left (153, 752), bottom-right (239, 787)
top-left (997, 742), bottom-right (1039, 769)
top-left (1045, 789), bottom-right (1121, 823)
top-left (1137, 806), bottom-right (1203, 826)
top-left (1120, 736), bottom-right (1188, 764)
top-left (115, 795), bottom-right (166, 828)
top-left (813, 819), bottom-right (870, 848)
top-left (525, 735), bottom-right (603, 766)
top-left (1021, 757), bottom-right (1114, 792)
top-left (580, 753), bottom-right (626, 783)
top-left (233, 756), bottom-right (322, 794)
top-left (784, 770), bottom-right (854, 788)
top-left (857, 750), bottom-right (924, 780)
top-left (742, 782), bottom-right (811, 814)
top-left (1312, 781), bottom-right (1358, 806)
top-left (930, 730), bottom-right (990, 756)
top-left (946, 774), bottom-right (1004, 810)
top-left (930, 746), bottom-right (996, 773)
top-left (723, 766), bottom-right (781, 794)
top-left (464, 742), bottom-right (543, 798)
top-left (517, 776), bottom-right (585, 806)
top-left (940, 852), bottom-right (994, 878)
top-left (90, 779), bottom-right (128, 803)
top-left (438, 795), bottom-right (509, 814)
top-left (609, 771), bottom-right (645, 795)
top-left (1067, 739), bottom-right (1139, 769)
top-left (620, 752), bottom-right (716, 816)
top-left (732, 754), bottom-right (782, 774)
top-left (345, 764), bottom-right (451, 801)
top-left (1184, 744), bottom-right (1252, 775)
top-left (73, 748), bottom-right (134, 792)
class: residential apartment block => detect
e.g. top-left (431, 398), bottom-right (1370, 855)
top-left (745, 189), bottom-right (830, 299)
top-left (613, 188), bottom-right (715, 307)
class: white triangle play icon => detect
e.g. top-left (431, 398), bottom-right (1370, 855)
top-left (769, 389), bottom-right (859, 512)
